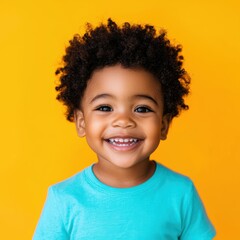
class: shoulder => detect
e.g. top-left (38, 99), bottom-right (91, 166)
top-left (154, 162), bottom-right (200, 204)
top-left (49, 165), bottom-right (92, 197)
top-left (156, 163), bottom-right (216, 239)
top-left (156, 162), bottom-right (194, 192)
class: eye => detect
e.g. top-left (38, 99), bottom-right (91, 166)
top-left (135, 106), bottom-right (153, 113)
top-left (95, 105), bottom-right (113, 112)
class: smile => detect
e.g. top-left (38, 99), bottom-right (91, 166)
top-left (108, 138), bottom-right (138, 145)
top-left (105, 137), bottom-right (142, 151)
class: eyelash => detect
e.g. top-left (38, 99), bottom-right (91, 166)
top-left (135, 106), bottom-right (153, 113)
top-left (95, 105), bottom-right (113, 112)
top-left (95, 105), bottom-right (153, 113)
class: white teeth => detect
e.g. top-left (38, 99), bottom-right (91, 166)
top-left (108, 138), bottom-right (138, 143)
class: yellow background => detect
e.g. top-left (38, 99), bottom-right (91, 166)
top-left (0, 0), bottom-right (239, 239)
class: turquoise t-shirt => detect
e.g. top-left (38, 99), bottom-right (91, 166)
top-left (33, 162), bottom-right (216, 239)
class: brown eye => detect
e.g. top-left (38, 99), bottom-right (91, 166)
top-left (135, 106), bottom-right (153, 113)
top-left (96, 105), bottom-right (113, 112)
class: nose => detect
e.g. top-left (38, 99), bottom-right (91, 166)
top-left (112, 112), bottom-right (136, 129)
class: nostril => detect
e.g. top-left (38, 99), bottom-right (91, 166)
top-left (112, 118), bottom-right (136, 128)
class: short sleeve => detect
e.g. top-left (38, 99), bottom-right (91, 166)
top-left (180, 182), bottom-right (216, 240)
top-left (33, 187), bottom-right (69, 240)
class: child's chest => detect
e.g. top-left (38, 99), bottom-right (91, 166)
top-left (64, 191), bottom-right (182, 240)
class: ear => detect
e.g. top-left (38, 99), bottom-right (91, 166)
top-left (160, 114), bottom-right (172, 140)
top-left (74, 109), bottom-right (86, 137)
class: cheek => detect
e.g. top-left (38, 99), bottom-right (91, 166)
top-left (144, 118), bottom-right (162, 133)
top-left (146, 121), bottom-right (162, 144)
top-left (85, 116), bottom-right (106, 136)
top-left (84, 119), bottom-right (102, 151)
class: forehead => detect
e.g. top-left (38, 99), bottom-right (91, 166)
top-left (83, 65), bottom-right (162, 100)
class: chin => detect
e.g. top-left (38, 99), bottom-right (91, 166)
top-left (109, 159), bottom-right (147, 170)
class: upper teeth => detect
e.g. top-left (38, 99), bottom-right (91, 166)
top-left (109, 138), bottom-right (138, 143)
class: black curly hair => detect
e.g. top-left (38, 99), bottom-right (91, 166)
top-left (55, 18), bottom-right (190, 122)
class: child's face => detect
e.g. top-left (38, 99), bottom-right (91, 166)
top-left (74, 64), bottom-right (170, 169)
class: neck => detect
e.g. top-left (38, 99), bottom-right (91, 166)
top-left (92, 160), bottom-right (156, 188)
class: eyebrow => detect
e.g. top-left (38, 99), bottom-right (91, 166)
top-left (90, 94), bottom-right (113, 103)
top-left (90, 93), bottom-right (158, 105)
top-left (134, 94), bottom-right (158, 106)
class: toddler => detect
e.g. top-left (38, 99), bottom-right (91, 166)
top-left (33, 18), bottom-right (216, 239)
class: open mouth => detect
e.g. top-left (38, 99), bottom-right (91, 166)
top-left (105, 138), bottom-right (141, 149)
top-left (108, 138), bottom-right (138, 145)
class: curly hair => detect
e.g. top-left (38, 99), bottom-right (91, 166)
top-left (55, 18), bottom-right (190, 122)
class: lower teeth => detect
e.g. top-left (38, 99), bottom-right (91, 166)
top-left (111, 142), bottom-right (136, 146)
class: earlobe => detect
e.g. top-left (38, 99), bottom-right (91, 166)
top-left (74, 109), bottom-right (86, 137)
top-left (160, 114), bottom-right (172, 140)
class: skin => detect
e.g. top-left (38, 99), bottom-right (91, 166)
top-left (74, 64), bottom-right (171, 188)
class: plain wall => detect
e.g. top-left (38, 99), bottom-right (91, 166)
top-left (0, 0), bottom-right (239, 239)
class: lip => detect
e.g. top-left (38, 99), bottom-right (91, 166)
top-left (104, 136), bottom-right (143, 152)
